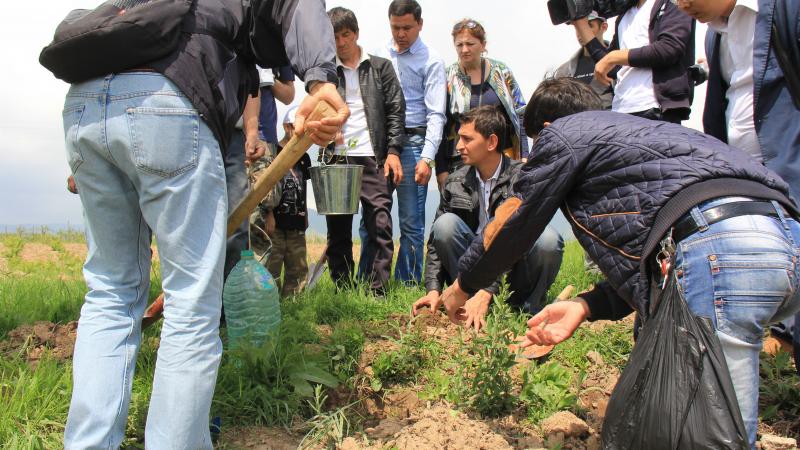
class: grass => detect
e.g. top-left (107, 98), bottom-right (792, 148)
top-left (1, 232), bottom-right (797, 448)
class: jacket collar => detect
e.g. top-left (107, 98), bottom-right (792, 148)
top-left (336, 46), bottom-right (370, 69)
top-left (464, 154), bottom-right (513, 191)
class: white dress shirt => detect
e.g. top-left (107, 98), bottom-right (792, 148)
top-left (709, 0), bottom-right (762, 161)
top-left (477, 160), bottom-right (503, 232)
top-left (335, 47), bottom-right (374, 157)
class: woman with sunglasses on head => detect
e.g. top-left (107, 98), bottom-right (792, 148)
top-left (435, 18), bottom-right (528, 190)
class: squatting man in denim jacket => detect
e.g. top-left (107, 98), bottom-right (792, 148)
top-left (440, 77), bottom-right (800, 449)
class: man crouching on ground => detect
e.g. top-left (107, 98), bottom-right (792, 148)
top-left (441, 78), bottom-right (800, 448)
top-left (412, 105), bottom-right (564, 331)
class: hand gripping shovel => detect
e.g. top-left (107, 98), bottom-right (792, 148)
top-left (141, 100), bottom-right (337, 330)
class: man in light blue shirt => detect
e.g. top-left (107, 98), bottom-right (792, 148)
top-left (375, 0), bottom-right (446, 283)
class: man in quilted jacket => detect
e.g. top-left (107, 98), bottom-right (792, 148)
top-left (441, 77), bottom-right (800, 447)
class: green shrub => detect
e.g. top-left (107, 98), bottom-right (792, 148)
top-left (520, 362), bottom-right (581, 423)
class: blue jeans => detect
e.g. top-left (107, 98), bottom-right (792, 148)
top-left (432, 213), bottom-right (564, 312)
top-left (62, 73), bottom-right (225, 449)
top-left (394, 135), bottom-right (427, 283)
top-left (673, 197), bottom-right (800, 448)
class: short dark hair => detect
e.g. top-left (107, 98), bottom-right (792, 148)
top-left (388, 0), bottom-right (422, 22)
top-left (523, 77), bottom-right (602, 137)
top-left (328, 7), bottom-right (359, 34)
top-left (461, 105), bottom-right (510, 150)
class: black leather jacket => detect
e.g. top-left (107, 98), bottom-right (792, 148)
top-left (333, 55), bottom-right (405, 165)
top-left (424, 155), bottom-right (520, 294)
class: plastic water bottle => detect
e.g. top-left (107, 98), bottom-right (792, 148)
top-left (222, 250), bottom-right (281, 349)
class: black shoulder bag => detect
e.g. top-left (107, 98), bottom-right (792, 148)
top-left (39, 0), bottom-right (193, 84)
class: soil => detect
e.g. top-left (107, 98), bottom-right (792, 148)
top-left (1, 321), bottom-right (78, 365)
top-left (20, 243), bottom-right (59, 264)
top-left (348, 405), bottom-right (515, 450)
top-left (0, 243), bottom-right (7, 273)
top-left (220, 426), bottom-right (302, 450)
top-left (63, 243), bottom-right (87, 261)
top-left (579, 362), bottom-right (620, 431)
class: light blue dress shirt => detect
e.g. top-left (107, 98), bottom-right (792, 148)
top-left (376, 37), bottom-right (447, 160)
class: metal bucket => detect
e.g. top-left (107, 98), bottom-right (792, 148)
top-left (310, 164), bottom-right (363, 215)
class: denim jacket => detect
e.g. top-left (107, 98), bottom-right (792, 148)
top-left (704, 0), bottom-right (800, 201)
top-left (437, 58), bottom-right (528, 166)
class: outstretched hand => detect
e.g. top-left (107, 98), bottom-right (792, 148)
top-left (456, 290), bottom-right (491, 332)
top-left (521, 299), bottom-right (590, 347)
top-left (412, 291), bottom-right (442, 316)
top-left (441, 279), bottom-right (470, 323)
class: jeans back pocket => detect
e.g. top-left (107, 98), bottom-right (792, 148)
top-left (62, 104), bottom-right (86, 173)
top-left (126, 106), bottom-right (199, 178)
top-left (710, 251), bottom-right (794, 343)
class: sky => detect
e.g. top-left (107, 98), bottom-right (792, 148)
top-left (0, 0), bottom-right (708, 229)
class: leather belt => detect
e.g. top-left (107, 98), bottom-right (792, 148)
top-left (404, 127), bottom-right (426, 137)
top-left (120, 67), bottom-right (156, 73)
top-left (672, 201), bottom-right (785, 244)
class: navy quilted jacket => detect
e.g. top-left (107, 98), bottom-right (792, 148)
top-left (457, 111), bottom-right (795, 320)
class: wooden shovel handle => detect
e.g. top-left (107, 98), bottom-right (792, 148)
top-left (143, 100), bottom-right (337, 330)
top-left (227, 100), bottom-right (336, 236)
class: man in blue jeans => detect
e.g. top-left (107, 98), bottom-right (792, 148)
top-left (440, 78), bottom-right (800, 448)
top-left (412, 106), bottom-right (563, 331)
top-left (60, 0), bottom-right (348, 448)
top-left (375, 0), bottom-right (446, 283)
top-left (675, 0), bottom-right (800, 374)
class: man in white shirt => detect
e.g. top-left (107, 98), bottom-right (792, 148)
top-left (324, 7), bottom-right (406, 295)
top-left (571, 0), bottom-right (695, 122)
top-left (412, 106), bottom-right (564, 331)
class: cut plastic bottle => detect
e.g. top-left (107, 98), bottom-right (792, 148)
top-left (222, 250), bottom-right (281, 349)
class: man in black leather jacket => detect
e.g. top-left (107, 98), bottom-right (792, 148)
top-left (324, 7), bottom-right (406, 294)
top-left (412, 106), bottom-right (564, 331)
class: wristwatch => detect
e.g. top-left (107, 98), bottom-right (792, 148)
top-left (421, 157), bottom-right (435, 169)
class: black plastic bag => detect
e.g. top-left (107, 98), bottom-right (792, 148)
top-left (601, 274), bottom-right (748, 449)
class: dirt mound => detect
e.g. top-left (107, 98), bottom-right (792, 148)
top-left (63, 243), bottom-right (87, 261)
top-left (362, 405), bottom-right (514, 450)
top-left (220, 426), bottom-right (302, 449)
top-left (0, 243), bottom-right (7, 271)
top-left (1, 321), bottom-right (77, 364)
top-left (20, 243), bottom-right (60, 263)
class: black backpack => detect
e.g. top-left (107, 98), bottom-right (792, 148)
top-left (39, 0), bottom-right (193, 84)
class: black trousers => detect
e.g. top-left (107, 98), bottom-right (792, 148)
top-left (325, 156), bottom-right (394, 291)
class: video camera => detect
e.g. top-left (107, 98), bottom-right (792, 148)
top-left (546, 0), bottom-right (636, 24)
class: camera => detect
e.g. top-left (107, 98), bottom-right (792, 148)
top-left (546, 0), bottom-right (636, 25)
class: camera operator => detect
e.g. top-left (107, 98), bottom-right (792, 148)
top-left (553, 11), bottom-right (613, 109)
top-left (571, 0), bottom-right (695, 123)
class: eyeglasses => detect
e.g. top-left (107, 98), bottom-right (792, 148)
top-left (452, 20), bottom-right (480, 33)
